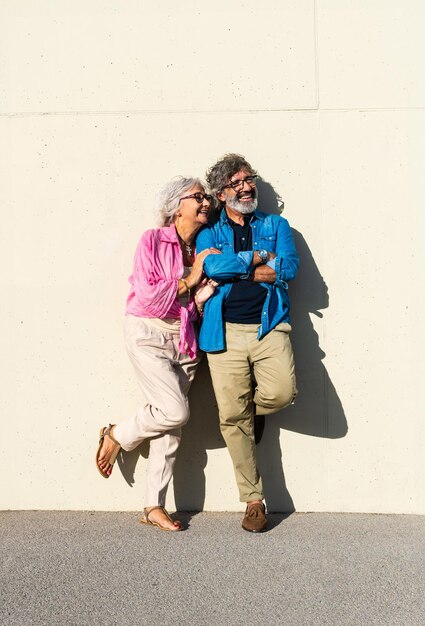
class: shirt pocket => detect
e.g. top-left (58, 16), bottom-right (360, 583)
top-left (258, 234), bottom-right (277, 252)
top-left (216, 240), bottom-right (233, 254)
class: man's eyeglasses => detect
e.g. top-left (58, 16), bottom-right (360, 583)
top-left (222, 175), bottom-right (258, 192)
top-left (179, 192), bottom-right (213, 204)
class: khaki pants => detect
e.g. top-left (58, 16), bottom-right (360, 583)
top-left (207, 322), bottom-right (297, 502)
top-left (113, 315), bottom-right (200, 507)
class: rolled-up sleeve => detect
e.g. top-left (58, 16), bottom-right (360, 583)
top-left (203, 251), bottom-right (253, 281)
top-left (196, 228), bottom-right (253, 281)
top-left (274, 219), bottom-right (299, 286)
top-left (131, 231), bottom-right (178, 316)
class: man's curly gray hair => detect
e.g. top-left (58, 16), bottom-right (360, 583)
top-left (158, 176), bottom-right (205, 226)
top-left (206, 153), bottom-right (257, 196)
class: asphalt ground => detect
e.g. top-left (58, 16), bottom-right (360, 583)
top-left (1, 511), bottom-right (424, 625)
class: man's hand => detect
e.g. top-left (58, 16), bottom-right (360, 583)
top-left (250, 265), bottom-right (276, 284)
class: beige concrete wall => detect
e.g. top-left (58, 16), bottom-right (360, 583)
top-left (1, 1), bottom-right (424, 512)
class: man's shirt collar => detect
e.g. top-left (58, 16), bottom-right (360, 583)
top-left (219, 208), bottom-right (266, 225)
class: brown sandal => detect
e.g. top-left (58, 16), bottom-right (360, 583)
top-left (140, 506), bottom-right (183, 532)
top-left (95, 424), bottom-right (121, 478)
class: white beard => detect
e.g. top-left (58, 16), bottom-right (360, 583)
top-left (227, 193), bottom-right (258, 215)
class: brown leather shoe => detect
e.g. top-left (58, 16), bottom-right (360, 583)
top-left (242, 501), bottom-right (267, 533)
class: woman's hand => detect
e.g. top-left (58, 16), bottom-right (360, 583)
top-left (187, 248), bottom-right (221, 288)
top-left (194, 277), bottom-right (220, 312)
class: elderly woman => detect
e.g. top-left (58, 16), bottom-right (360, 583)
top-left (96, 177), bottom-right (219, 531)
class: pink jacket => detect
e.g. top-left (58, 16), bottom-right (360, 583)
top-left (126, 224), bottom-right (198, 358)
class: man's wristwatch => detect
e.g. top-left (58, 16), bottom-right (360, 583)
top-left (257, 249), bottom-right (269, 264)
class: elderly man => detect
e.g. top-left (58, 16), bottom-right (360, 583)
top-left (196, 154), bottom-right (298, 532)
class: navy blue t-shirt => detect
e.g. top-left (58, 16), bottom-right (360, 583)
top-left (223, 215), bottom-right (267, 324)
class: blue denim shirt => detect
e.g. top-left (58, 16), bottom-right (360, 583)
top-left (196, 209), bottom-right (299, 352)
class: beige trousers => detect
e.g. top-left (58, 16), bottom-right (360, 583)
top-left (113, 315), bottom-right (200, 507)
top-left (207, 322), bottom-right (297, 502)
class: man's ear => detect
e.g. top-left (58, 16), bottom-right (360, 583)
top-left (217, 191), bottom-right (225, 203)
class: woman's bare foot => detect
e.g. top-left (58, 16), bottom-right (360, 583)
top-left (97, 426), bottom-right (121, 477)
top-left (143, 506), bottom-right (183, 531)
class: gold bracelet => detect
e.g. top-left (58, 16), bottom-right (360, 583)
top-left (182, 278), bottom-right (191, 299)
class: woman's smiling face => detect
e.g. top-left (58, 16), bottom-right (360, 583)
top-left (175, 184), bottom-right (212, 226)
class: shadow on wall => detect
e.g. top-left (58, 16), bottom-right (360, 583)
top-left (257, 178), bottom-right (347, 438)
top-left (119, 178), bottom-right (348, 513)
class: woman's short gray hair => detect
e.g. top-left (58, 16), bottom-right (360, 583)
top-left (158, 176), bottom-right (205, 226)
